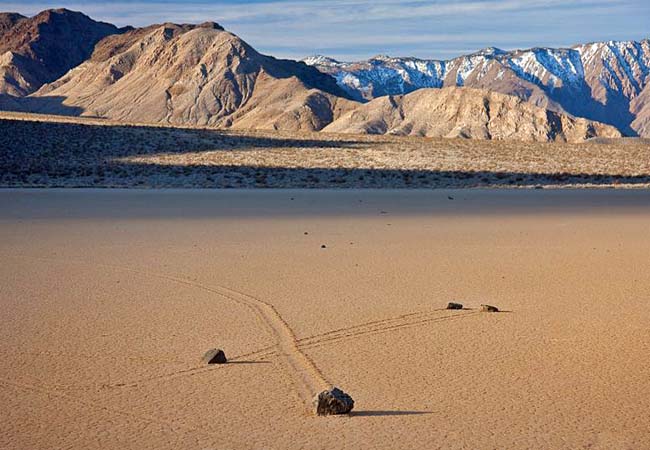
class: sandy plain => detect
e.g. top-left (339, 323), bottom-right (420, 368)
top-left (1, 189), bottom-right (650, 449)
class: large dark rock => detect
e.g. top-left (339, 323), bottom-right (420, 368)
top-left (480, 304), bottom-right (499, 313)
top-left (446, 302), bottom-right (463, 310)
top-left (202, 348), bottom-right (227, 364)
top-left (314, 387), bottom-right (354, 416)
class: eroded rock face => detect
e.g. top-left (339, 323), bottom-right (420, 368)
top-left (447, 302), bottom-right (464, 310)
top-left (202, 348), bottom-right (227, 364)
top-left (314, 387), bottom-right (355, 416)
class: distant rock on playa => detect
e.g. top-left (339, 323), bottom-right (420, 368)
top-left (480, 304), bottom-right (500, 313)
top-left (202, 348), bottom-right (227, 364)
top-left (314, 387), bottom-right (355, 416)
top-left (447, 302), bottom-right (464, 310)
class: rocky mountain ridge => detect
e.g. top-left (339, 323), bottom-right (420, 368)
top-left (305, 39), bottom-right (650, 136)
top-left (0, 8), bottom-right (639, 141)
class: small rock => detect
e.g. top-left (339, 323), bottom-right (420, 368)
top-left (321, 244), bottom-right (327, 249)
top-left (480, 304), bottom-right (499, 313)
top-left (314, 387), bottom-right (354, 416)
top-left (448, 196), bottom-right (454, 200)
top-left (202, 349), bottom-right (227, 364)
top-left (446, 302), bottom-right (463, 310)
top-left (304, 232), bottom-right (309, 235)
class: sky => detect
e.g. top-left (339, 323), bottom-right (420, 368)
top-left (1, 0), bottom-right (649, 61)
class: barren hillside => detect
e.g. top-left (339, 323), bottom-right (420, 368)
top-left (324, 87), bottom-right (621, 143)
top-left (32, 23), bottom-right (355, 131)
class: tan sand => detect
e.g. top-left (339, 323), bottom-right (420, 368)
top-left (1, 189), bottom-right (650, 449)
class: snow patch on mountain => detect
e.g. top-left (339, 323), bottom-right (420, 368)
top-left (575, 40), bottom-right (650, 96)
top-left (507, 48), bottom-right (584, 89)
top-left (455, 56), bottom-right (485, 85)
top-left (302, 55), bottom-right (340, 66)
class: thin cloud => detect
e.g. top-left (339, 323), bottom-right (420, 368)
top-left (0, 0), bottom-right (647, 60)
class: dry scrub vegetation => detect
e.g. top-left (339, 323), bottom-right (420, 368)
top-left (1, 112), bottom-right (649, 188)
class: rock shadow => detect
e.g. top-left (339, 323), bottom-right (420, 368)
top-left (351, 410), bottom-right (433, 417)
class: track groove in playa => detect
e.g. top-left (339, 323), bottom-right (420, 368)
top-left (4, 255), bottom-right (480, 408)
top-left (5, 255), bottom-right (330, 412)
top-left (122, 266), bottom-right (333, 407)
top-left (0, 378), bottom-right (220, 441)
top-left (90, 308), bottom-right (478, 390)
top-left (246, 309), bottom-right (479, 360)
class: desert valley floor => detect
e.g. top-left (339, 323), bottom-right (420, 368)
top-left (2, 112), bottom-right (650, 189)
top-left (1, 189), bottom-right (650, 449)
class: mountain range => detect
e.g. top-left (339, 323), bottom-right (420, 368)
top-left (304, 41), bottom-right (650, 137)
top-left (1, 8), bottom-right (646, 141)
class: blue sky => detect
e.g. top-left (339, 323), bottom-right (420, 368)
top-left (2, 1), bottom-right (649, 60)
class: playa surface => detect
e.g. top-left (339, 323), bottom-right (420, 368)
top-left (1, 189), bottom-right (650, 449)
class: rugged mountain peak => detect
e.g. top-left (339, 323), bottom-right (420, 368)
top-left (0, 12), bottom-right (25, 20)
top-left (369, 54), bottom-right (394, 63)
top-left (21, 8), bottom-right (120, 34)
top-left (303, 55), bottom-right (340, 66)
top-left (31, 23), bottom-right (356, 130)
top-left (468, 47), bottom-right (506, 58)
top-left (0, 8), bottom-right (124, 96)
top-left (38, 8), bottom-right (80, 19)
top-left (90, 22), bottom-right (228, 63)
top-left (0, 12), bottom-right (26, 35)
top-left (197, 21), bottom-right (225, 30)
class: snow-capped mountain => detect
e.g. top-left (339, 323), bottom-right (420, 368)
top-left (304, 39), bottom-right (650, 136)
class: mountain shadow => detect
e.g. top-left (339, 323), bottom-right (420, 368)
top-left (0, 95), bottom-right (84, 116)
